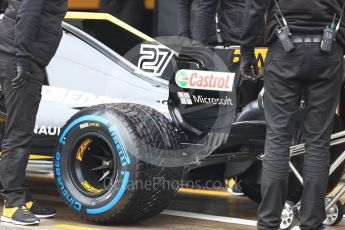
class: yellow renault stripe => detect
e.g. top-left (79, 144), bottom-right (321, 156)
top-left (65, 12), bottom-right (155, 42)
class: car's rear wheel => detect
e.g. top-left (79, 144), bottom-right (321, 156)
top-left (54, 103), bottom-right (183, 224)
top-left (239, 115), bottom-right (345, 203)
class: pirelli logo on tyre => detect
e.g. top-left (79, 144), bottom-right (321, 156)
top-left (175, 69), bottom-right (235, 92)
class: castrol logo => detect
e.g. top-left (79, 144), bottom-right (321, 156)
top-left (175, 69), bottom-right (235, 92)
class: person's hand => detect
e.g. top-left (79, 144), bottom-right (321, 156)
top-left (12, 65), bottom-right (31, 89)
top-left (239, 51), bottom-right (259, 82)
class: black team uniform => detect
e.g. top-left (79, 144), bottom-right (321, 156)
top-left (177, 0), bottom-right (262, 46)
top-left (0, 0), bottom-right (67, 225)
top-left (240, 0), bottom-right (345, 229)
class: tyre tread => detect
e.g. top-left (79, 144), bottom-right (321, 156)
top-left (56, 103), bottom-right (182, 224)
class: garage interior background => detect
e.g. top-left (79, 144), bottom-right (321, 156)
top-left (68, 0), bottom-right (178, 37)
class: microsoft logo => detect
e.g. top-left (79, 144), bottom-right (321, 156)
top-left (177, 92), bottom-right (234, 106)
top-left (177, 92), bottom-right (193, 105)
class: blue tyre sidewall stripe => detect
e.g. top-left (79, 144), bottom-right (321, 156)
top-left (56, 114), bottom-right (131, 215)
top-left (86, 171), bottom-right (130, 214)
top-left (59, 115), bottom-right (109, 145)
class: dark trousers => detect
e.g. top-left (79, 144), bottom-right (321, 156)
top-left (178, 0), bottom-right (219, 44)
top-left (99, 0), bottom-right (144, 29)
top-left (257, 42), bottom-right (344, 230)
top-left (192, 0), bottom-right (218, 44)
top-left (0, 55), bottom-right (43, 207)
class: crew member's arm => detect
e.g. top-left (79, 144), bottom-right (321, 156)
top-left (239, 0), bottom-right (271, 80)
top-left (12, 0), bottom-right (45, 89)
top-left (15, 0), bottom-right (45, 68)
top-left (177, 0), bottom-right (193, 38)
top-left (241, 0), bottom-right (270, 53)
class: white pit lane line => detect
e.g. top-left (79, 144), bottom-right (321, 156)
top-left (34, 194), bottom-right (315, 228)
top-left (161, 210), bottom-right (257, 227)
top-left (36, 193), bottom-right (259, 227)
top-left (161, 211), bottom-right (307, 230)
top-left (35, 194), bottom-right (258, 226)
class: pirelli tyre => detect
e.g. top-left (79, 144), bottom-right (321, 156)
top-left (239, 115), bottom-right (345, 203)
top-left (54, 103), bottom-right (183, 224)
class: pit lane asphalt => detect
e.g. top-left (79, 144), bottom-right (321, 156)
top-left (0, 174), bottom-right (343, 230)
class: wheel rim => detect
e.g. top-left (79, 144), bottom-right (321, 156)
top-left (69, 132), bottom-right (118, 197)
top-left (323, 198), bottom-right (339, 226)
top-left (280, 203), bottom-right (295, 230)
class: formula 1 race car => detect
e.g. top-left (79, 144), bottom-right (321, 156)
top-left (0, 12), bottom-right (344, 224)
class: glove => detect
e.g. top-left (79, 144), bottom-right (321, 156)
top-left (12, 64), bottom-right (31, 89)
top-left (239, 49), bottom-right (259, 82)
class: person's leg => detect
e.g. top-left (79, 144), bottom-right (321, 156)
top-left (177, 0), bottom-right (193, 38)
top-left (299, 44), bottom-right (344, 230)
top-left (218, 0), bottom-right (247, 46)
top-left (120, 0), bottom-right (145, 30)
top-left (257, 43), bottom-right (304, 229)
top-left (0, 61), bottom-right (44, 208)
top-left (99, 0), bottom-right (123, 15)
top-left (192, 0), bottom-right (219, 45)
top-left (99, 0), bottom-right (144, 30)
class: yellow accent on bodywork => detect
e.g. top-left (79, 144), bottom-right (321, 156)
top-left (233, 49), bottom-right (240, 63)
top-left (76, 138), bottom-right (93, 161)
top-left (65, 12), bottom-right (155, 43)
top-left (256, 48), bottom-right (268, 62)
top-left (82, 181), bottom-right (103, 193)
top-left (233, 48), bottom-right (268, 68)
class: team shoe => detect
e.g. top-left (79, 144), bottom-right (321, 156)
top-left (226, 178), bottom-right (244, 196)
top-left (1, 206), bottom-right (40, 225)
top-left (26, 201), bottom-right (56, 218)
